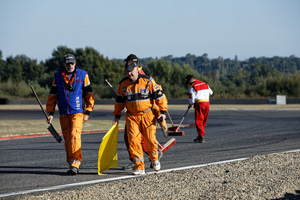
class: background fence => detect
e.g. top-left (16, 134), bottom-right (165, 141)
top-left (1, 98), bottom-right (300, 105)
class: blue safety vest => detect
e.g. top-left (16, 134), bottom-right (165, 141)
top-left (54, 68), bottom-right (87, 114)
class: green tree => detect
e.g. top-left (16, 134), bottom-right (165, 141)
top-left (45, 46), bottom-right (74, 73)
top-left (249, 63), bottom-right (276, 85)
top-left (75, 47), bottom-right (106, 85)
top-left (266, 74), bottom-right (300, 97)
top-left (0, 50), bottom-right (5, 82)
top-left (5, 56), bottom-right (23, 82)
top-left (14, 55), bottom-right (44, 83)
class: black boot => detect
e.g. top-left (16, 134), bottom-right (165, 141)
top-left (194, 135), bottom-right (205, 143)
top-left (67, 166), bottom-right (79, 175)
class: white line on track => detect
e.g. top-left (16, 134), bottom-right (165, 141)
top-left (1, 149), bottom-right (299, 198)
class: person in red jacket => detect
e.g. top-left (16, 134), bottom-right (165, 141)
top-left (186, 75), bottom-right (213, 143)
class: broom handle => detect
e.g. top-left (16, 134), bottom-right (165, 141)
top-left (175, 107), bottom-right (190, 132)
top-left (105, 79), bottom-right (127, 113)
top-left (167, 111), bottom-right (174, 126)
top-left (30, 85), bottom-right (49, 120)
top-left (105, 79), bottom-right (117, 95)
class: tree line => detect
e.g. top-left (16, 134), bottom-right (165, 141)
top-left (0, 46), bottom-right (299, 100)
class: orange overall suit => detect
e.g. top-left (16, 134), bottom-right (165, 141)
top-left (124, 67), bottom-right (167, 159)
top-left (114, 74), bottom-right (168, 170)
top-left (46, 68), bottom-right (94, 169)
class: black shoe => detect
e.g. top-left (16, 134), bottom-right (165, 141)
top-left (150, 162), bottom-right (153, 168)
top-left (122, 162), bottom-right (135, 170)
top-left (194, 136), bottom-right (205, 143)
top-left (67, 166), bottom-right (79, 175)
top-left (148, 157), bottom-right (153, 168)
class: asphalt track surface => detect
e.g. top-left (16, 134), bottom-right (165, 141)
top-left (0, 109), bottom-right (300, 198)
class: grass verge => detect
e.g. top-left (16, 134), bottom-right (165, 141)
top-left (0, 119), bottom-right (125, 137)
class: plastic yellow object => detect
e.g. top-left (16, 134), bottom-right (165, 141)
top-left (98, 124), bottom-right (119, 175)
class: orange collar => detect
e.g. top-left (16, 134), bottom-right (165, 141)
top-left (62, 70), bottom-right (76, 83)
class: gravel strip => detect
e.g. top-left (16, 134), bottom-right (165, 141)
top-left (14, 151), bottom-right (300, 200)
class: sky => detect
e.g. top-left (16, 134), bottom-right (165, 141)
top-left (0, 0), bottom-right (299, 62)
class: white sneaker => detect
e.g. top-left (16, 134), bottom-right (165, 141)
top-left (152, 160), bottom-right (161, 171)
top-left (132, 169), bottom-right (145, 175)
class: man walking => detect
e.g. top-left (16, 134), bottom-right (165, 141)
top-left (46, 54), bottom-right (94, 175)
top-left (122, 54), bottom-right (166, 170)
top-left (113, 54), bottom-right (168, 175)
top-left (186, 74), bottom-right (213, 143)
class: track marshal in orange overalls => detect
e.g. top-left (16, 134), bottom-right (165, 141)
top-left (46, 54), bottom-right (94, 175)
top-left (113, 54), bottom-right (168, 175)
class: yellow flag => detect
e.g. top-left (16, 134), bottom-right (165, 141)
top-left (98, 124), bottom-right (119, 175)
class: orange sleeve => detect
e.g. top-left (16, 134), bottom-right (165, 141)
top-left (113, 83), bottom-right (126, 118)
top-left (46, 79), bottom-right (58, 114)
top-left (85, 93), bottom-right (94, 113)
top-left (84, 73), bottom-right (91, 86)
top-left (151, 79), bottom-right (168, 113)
top-left (84, 74), bottom-right (94, 113)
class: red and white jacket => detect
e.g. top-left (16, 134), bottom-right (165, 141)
top-left (189, 80), bottom-right (213, 104)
